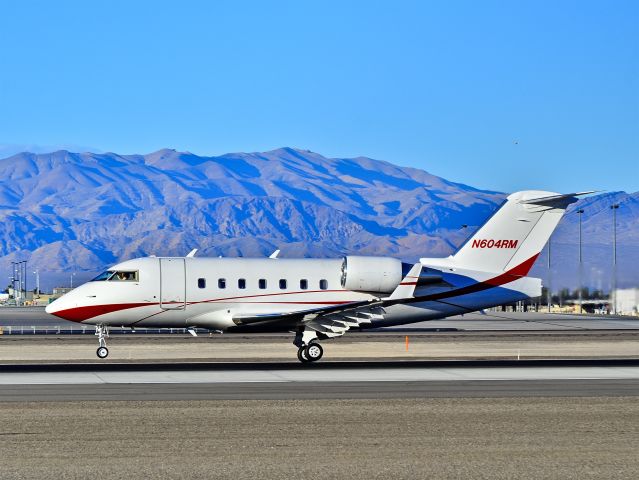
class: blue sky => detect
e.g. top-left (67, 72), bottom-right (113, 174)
top-left (1, 0), bottom-right (637, 193)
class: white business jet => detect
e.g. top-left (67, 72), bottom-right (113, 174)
top-left (46, 190), bottom-right (588, 362)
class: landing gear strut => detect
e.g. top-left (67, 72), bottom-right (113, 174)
top-left (95, 325), bottom-right (109, 359)
top-left (294, 329), bottom-right (323, 363)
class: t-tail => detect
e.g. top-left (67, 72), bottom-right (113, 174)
top-left (421, 190), bottom-right (593, 274)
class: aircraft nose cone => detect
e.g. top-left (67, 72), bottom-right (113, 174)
top-left (45, 298), bottom-right (68, 318)
top-left (45, 302), bottom-right (56, 315)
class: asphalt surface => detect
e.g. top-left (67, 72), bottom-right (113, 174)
top-left (3, 357), bottom-right (639, 370)
top-left (2, 379), bottom-right (639, 402)
top-left (2, 357), bottom-right (638, 479)
top-left (3, 330), bottom-right (639, 363)
top-left (2, 360), bottom-right (639, 401)
top-left (3, 307), bottom-right (638, 478)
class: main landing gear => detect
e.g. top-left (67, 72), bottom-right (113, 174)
top-left (294, 328), bottom-right (324, 363)
top-left (95, 324), bottom-right (109, 359)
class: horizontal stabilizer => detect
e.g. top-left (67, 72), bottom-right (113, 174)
top-left (519, 191), bottom-right (595, 207)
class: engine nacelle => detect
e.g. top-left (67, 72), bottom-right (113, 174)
top-left (340, 255), bottom-right (403, 293)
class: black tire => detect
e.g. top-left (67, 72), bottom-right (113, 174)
top-left (96, 347), bottom-right (109, 359)
top-left (305, 343), bottom-right (323, 362)
top-left (297, 347), bottom-right (310, 363)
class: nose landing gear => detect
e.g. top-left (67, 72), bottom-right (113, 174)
top-left (97, 346), bottom-right (109, 359)
top-left (95, 325), bottom-right (109, 359)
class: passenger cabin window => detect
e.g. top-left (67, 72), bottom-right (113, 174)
top-left (259, 279), bottom-right (267, 289)
top-left (279, 279), bottom-right (287, 290)
top-left (218, 278), bottom-right (226, 289)
top-left (300, 279), bottom-right (308, 290)
top-left (319, 279), bottom-right (328, 290)
top-left (238, 278), bottom-right (246, 289)
top-left (198, 278), bottom-right (206, 289)
top-left (110, 271), bottom-right (139, 282)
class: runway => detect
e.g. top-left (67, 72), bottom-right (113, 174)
top-left (3, 360), bottom-right (638, 479)
top-left (2, 360), bottom-right (639, 401)
top-left (3, 330), bottom-right (639, 363)
top-left (3, 379), bottom-right (639, 401)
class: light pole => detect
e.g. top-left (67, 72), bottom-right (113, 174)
top-left (611, 204), bottom-right (619, 314)
top-left (16, 261), bottom-right (23, 305)
top-left (33, 269), bottom-right (40, 296)
top-left (577, 209), bottom-right (584, 314)
top-left (16, 262), bottom-right (21, 305)
top-left (10, 262), bottom-right (16, 302)
top-left (70, 272), bottom-right (76, 289)
top-left (547, 238), bottom-right (552, 312)
top-left (22, 261), bottom-right (27, 304)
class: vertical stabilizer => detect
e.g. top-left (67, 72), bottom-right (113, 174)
top-left (422, 191), bottom-right (588, 274)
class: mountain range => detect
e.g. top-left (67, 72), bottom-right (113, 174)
top-left (0, 147), bottom-right (636, 292)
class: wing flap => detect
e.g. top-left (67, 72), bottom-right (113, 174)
top-left (231, 300), bottom-right (377, 325)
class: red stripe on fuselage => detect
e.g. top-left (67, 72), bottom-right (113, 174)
top-left (49, 295), bottom-right (353, 323)
top-left (49, 303), bottom-right (152, 322)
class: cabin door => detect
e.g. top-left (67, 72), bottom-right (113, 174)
top-left (159, 258), bottom-right (186, 310)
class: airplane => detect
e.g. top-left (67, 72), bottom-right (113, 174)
top-left (46, 190), bottom-right (590, 362)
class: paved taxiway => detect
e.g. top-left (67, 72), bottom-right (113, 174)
top-left (4, 379), bottom-right (639, 401)
top-left (4, 362), bottom-right (639, 384)
top-left (2, 330), bottom-right (639, 362)
top-left (2, 353), bottom-right (638, 479)
top-left (2, 361), bottom-right (639, 401)
top-left (2, 310), bottom-right (638, 479)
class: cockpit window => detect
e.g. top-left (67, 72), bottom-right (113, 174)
top-left (91, 270), bottom-right (115, 281)
top-left (91, 270), bottom-right (139, 282)
top-left (110, 271), bottom-right (139, 282)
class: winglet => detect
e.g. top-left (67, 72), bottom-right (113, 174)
top-left (269, 249), bottom-right (280, 259)
top-left (186, 249), bottom-right (198, 258)
top-left (388, 263), bottom-right (422, 300)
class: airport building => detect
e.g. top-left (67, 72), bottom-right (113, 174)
top-left (614, 288), bottom-right (639, 316)
top-left (52, 287), bottom-right (73, 297)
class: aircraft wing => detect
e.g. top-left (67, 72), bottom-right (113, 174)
top-left (232, 299), bottom-right (388, 338)
top-left (232, 299), bottom-right (381, 326)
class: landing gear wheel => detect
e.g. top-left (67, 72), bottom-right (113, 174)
top-left (305, 343), bottom-right (323, 362)
top-left (96, 346), bottom-right (109, 359)
top-left (297, 347), bottom-right (310, 363)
